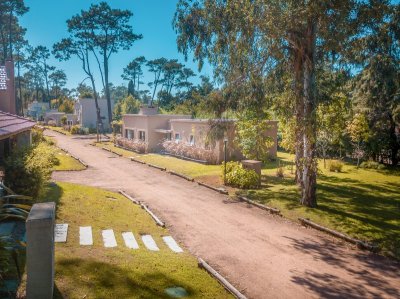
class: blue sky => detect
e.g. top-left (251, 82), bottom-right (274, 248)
top-left (20, 0), bottom-right (213, 91)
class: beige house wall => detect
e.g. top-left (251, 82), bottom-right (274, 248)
top-left (170, 120), bottom-right (244, 164)
top-left (122, 114), bottom-right (190, 152)
top-left (121, 112), bottom-right (278, 164)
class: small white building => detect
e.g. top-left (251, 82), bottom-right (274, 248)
top-left (75, 98), bottom-right (114, 131)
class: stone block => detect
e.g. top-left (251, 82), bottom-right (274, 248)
top-left (26, 202), bottom-right (55, 299)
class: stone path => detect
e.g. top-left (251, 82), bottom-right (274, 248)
top-left (55, 224), bottom-right (183, 253)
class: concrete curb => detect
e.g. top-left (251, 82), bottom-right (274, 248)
top-left (118, 190), bottom-right (141, 205)
top-left (147, 163), bottom-right (166, 171)
top-left (100, 146), bottom-right (123, 157)
top-left (141, 204), bottom-right (165, 227)
top-left (298, 218), bottom-right (379, 252)
top-left (238, 196), bottom-right (281, 215)
top-left (167, 170), bottom-right (194, 182)
top-left (130, 157), bottom-right (146, 164)
top-left (198, 258), bottom-right (247, 299)
top-left (119, 190), bottom-right (165, 228)
top-left (197, 181), bottom-right (229, 195)
top-left (59, 148), bottom-right (88, 169)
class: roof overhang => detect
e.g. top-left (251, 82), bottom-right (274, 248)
top-left (154, 129), bottom-right (172, 133)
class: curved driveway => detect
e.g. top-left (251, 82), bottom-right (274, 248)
top-left (48, 131), bottom-right (400, 299)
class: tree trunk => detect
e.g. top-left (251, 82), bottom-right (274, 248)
top-left (301, 21), bottom-right (317, 208)
top-left (293, 45), bottom-right (304, 186)
top-left (103, 54), bottom-right (113, 127)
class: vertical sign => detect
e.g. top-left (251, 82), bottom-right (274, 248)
top-left (0, 66), bottom-right (7, 90)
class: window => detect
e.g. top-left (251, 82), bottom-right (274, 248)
top-left (189, 135), bottom-right (195, 146)
top-left (175, 133), bottom-right (180, 143)
top-left (166, 133), bottom-right (172, 141)
top-left (126, 129), bottom-right (134, 140)
top-left (139, 130), bottom-right (146, 141)
top-left (67, 120), bottom-right (73, 126)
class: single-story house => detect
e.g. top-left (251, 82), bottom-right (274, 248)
top-left (75, 98), bottom-right (114, 131)
top-left (27, 101), bottom-right (49, 121)
top-left (121, 107), bottom-right (278, 164)
top-left (44, 111), bottom-right (78, 126)
top-left (0, 111), bottom-right (36, 162)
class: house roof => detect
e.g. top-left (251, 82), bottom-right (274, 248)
top-left (0, 111), bottom-right (36, 140)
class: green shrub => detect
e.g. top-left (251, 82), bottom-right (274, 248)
top-left (328, 159), bottom-right (344, 172)
top-left (70, 125), bottom-right (82, 135)
top-left (222, 161), bottom-right (259, 189)
top-left (60, 115), bottom-right (67, 126)
top-left (4, 143), bottom-right (58, 198)
top-left (31, 127), bottom-right (44, 145)
top-left (360, 161), bottom-right (386, 170)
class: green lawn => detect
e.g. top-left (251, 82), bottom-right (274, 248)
top-left (95, 142), bottom-right (400, 258)
top-left (243, 152), bottom-right (400, 258)
top-left (53, 148), bottom-right (86, 171)
top-left (37, 182), bottom-right (231, 298)
top-left (96, 142), bottom-right (221, 178)
top-left (45, 126), bottom-right (71, 136)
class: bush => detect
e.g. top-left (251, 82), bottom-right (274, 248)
top-left (328, 159), bottom-right (344, 172)
top-left (70, 125), bottom-right (89, 135)
top-left (47, 120), bottom-right (57, 127)
top-left (88, 127), bottom-right (97, 134)
top-left (4, 142), bottom-right (58, 198)
top-left (162, 140), bottom-right (217, 163)
top-left (31, 127), bottom-right (44, 145)
top-left (115, 137), bottom-right (147, 154)
top-left (60, 115), bottom-right (67, 126)
top-left (360, 161), bottom-right (386, 170)
top-left (222, 161), bottom-right (259, 189)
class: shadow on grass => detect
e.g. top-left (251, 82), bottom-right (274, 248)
top-left (285, 235), bottom-right (400, 298)
top-left (245, 171), bottom-right (400, 257)
top-left (37, 182), bottom-right (63, 215)
top-left (54, 258), bottom-right (197, 299)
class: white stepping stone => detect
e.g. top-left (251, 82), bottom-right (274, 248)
top-left (141, 235), bottom-right (159, 251)
top-left (102, 229), bottom-right (117, 248)
top-left (79, 226), bottom-right (93, 246)
top-left (162, 236), bottom-right (183, 253)
top-left (54, 224), bottom-right (69, 243)
top-left (122, 232), bottom-right (139, 249)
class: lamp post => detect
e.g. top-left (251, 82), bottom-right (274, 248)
top-left (223, 137), bottom-right (228, 185)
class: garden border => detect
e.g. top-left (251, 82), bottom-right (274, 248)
top-left (118, 189), bottom-right (165, 227)
top-left (167, 170), bottom-right (194, 182)
top-left (298, 218), bottom-right (379, 252)
top-left (147, 163), bottom-right (166, 171)
top-left (58, 147), bottom-right (88, 169)
top-left (237, 196), bottom-right (281, 215)
top-left (197, 181), bottom-right (229, 195)
top-left (198, 258), bottom-right (247, 299)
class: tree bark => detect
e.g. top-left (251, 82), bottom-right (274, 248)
top-left (103, 53), bottom-right (113, 127)
top-left (293, 43), bottom-right (304, 186)
top-left (301, 21), bottom-right (317, 207)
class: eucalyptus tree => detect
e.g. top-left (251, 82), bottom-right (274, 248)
top-left (147, 57), bottom-right (167, 106)
top-left (29, 46), bottom-right (55, 105)
top-left (53, 23), bottom-right (104, 132)
top-left (77, 2), bottom-right (142, 125)
top-left (0, 0), bottom-right (28, 61)
top-left (49, 69), bottom-right (67, 99)
top-left (174, 0), bottom-right (363, 207)
top-left (122, 56), bottom-right (147, 97)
